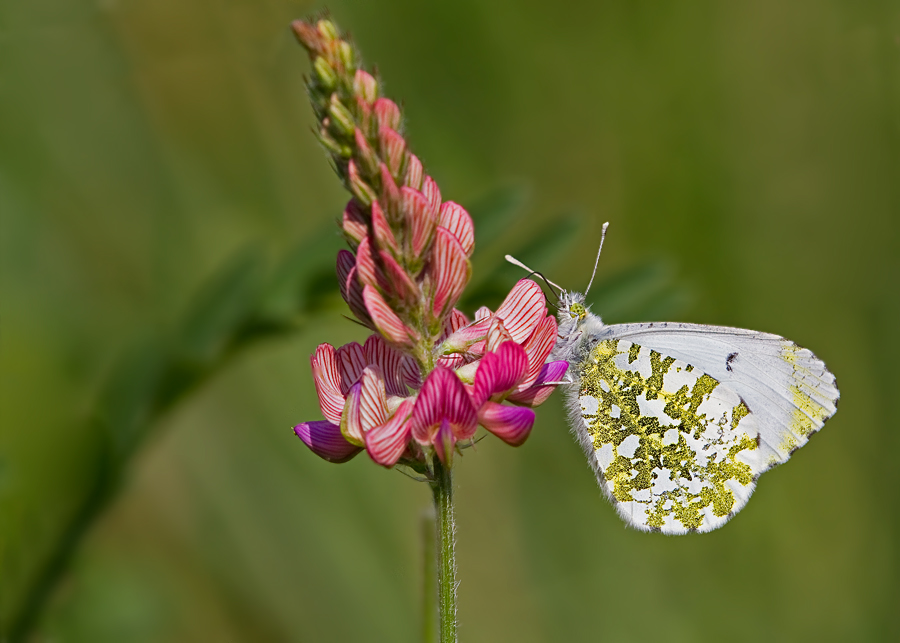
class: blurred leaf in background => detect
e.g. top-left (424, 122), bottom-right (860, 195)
top-left (2, 0), bottom-right (898, 642)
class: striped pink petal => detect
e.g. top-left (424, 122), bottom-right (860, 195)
top-left (364, 334), bottom-right (409, 397)
top-left (379, 163), bottom-right (401, 214)
top-left (360, 365), bottom-right (390, 431)
top-left (516, 315), bottom-right (558, 390)
top-left (355, 236), bottom-right (383, 291)
top-left (404, 153), bottom-right (423, 190)
top-left (433, 418), bottom-right (456, 467)
top-left (379, 127), bottom-right (407, 178)
top-left (365, 399), bottom-right (414, 467)
top-left (438, 202), bottom-right (474, 256)
top-left (402, 187), bottom-right (435, 258)
top-left (371, 201), bottom-right (398, 253)
top-left (340, 382), bottom-right (364, 445)
top-left (429, 227), bottom-right (471, 319)
top-left (353, 70), bottom-right (378, 104)
top-left (295, 420), bottom-right (362, 463)
top-left (508, 361), bottom-right (569, 407)
top-left (354, 128), bottom-right (378, 174)
top-left (474, 306), bottom-right (491, 321)
top-left (374, 97), bottom-right (401, 131)
top-left (410, 367), bottom-right (477, 444)
top-left (336, 341), bottom-right (366, 395)
top-left (342, 201), bottom-right (367, 247)
top-left (477, 402), bottom-right (535, 446)
top-left (472, 341), bottom-right (529, 408)
top-left (422, 176), bottom-right (441, 219)
top-left (363, 285), bottom-right (417, 347)
top-left (493, 279), bottom-right (547, 344)
top-left (311, 343), bottom-right (344, 425)
top-left (401, 354), bottom-right (421, 389)
top-left (485, 316), bottom-right (513, 352)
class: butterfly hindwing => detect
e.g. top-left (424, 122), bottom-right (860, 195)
top-left (572, 338), bottom-right (765, 534)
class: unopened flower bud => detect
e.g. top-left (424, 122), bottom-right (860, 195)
top-left (353, 70), bottom-right (378, 105)
top-left (342, 199), bottom-right (368, 247)
top-left (328, 95), bottom-right (356, 136)
top-left (313, 56), bottom-right (337, 90)
top-left (354, 128), bottom-right (379, 175)
top-left (316, 127), bottom-right (351, 158)
top-left (379, 127), bottom-right (407, 179)
top-left (338, 41), bottom-right (355, 72)
top-left (404, 154), bottom-right (423, 190)
top-left (349, 160), bottom-right (378, 205)
top-left (291, 20), bottom-right (323, 53)
top-left (373, 98), bottom-right (401, 131)
top-left (317, 20), bottom-right (339, 42)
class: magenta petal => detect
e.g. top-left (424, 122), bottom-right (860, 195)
top-left (507, 361), bottom-right (569, 407)
top-left (432, 417), bottom-right (456, 467)
top-left (478, 402), bottom-right (535, 446)
top-left (410, 367), bottom-right (477, 444)
top-left (295, 420), bottom-right (362, 463)
top-left (365, 399), bottom-right (414, 467)
top-left (472, 341), bottom-right (529, 407)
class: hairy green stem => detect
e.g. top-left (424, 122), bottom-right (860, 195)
top-left (430, 459), bottom-right (457, 643)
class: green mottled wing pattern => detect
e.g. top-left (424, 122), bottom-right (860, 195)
top-left (576, 339), bottom-right (764, 534)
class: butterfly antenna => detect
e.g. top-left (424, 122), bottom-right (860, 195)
top-left (583, 222), bottom-right (610, 297)
top-left (504, 255), bottom-right (564, 298)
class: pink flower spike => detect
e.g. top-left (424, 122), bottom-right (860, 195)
top-left (493, 279), bottom-right (547, 344)
top-left (438, 202), bottom-right (475, 256)
top-left (508, 361), bottom-right (569, 407)
top-left (472, 341), bottom-right (529, 408)
top-left (336, 341), bottom-right (366, 395)
top-left (365, 399), bottom-right (414, 467)
top-left (342, 200), bottom-right (367, 247)
top-left (371, 201), bottom-right (398, 253)
top-left (404, 153), bottom-right (423, 190)
top-left (478, 402), bottom-right (535, 447)
top-left (374, 97), bottom-right (401, 131)
top-left (410, 367), bottom-right (477, 445)
top-left (422, 176), bottom-right (441, 219)
top-left (430, 227), bottom-right (472, 319)
top-left (295, 420), bottom-right (362, 463)
top-left (402, 187), bottom-right (436, 258)
top-left (379, 127), bottom-right (407, 178)
top-left (363, 285), bottom-right (418, 347)
top-left (311, 343), bottom-right (345, 425)
top-left (516, 315), bottom-right (558, 390)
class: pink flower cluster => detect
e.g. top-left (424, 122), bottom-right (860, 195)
top-left (295, 279), bottom-right (568, 467)
top-left (291, 18), bottom-right (567, 470)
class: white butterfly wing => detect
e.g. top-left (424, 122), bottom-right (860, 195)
top-left (597, 322), bottom-right (839, 468)
top-left (566, 321), bottom-right (838, 534)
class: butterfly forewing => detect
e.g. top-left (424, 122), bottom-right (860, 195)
top-left (575, 338), bottom-right (766, 534)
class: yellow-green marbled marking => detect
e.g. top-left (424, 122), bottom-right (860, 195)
top-left (578, 339), bottom-right (759, 532)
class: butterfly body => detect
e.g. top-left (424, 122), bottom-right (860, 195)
top-left (551, 290), bottom-right (839, 534)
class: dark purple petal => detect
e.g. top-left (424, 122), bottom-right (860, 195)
top-left (295, 420), bottom-right (362, 463)
top-left (477, 402), bottom-right (535, 446)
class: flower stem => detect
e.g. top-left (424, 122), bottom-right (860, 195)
top-left (430, 458), bottom-right (457, 643)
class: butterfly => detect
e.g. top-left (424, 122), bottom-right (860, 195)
top-left (507, 223), bottom-right (839, 534)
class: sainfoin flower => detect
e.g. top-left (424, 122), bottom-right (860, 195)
top-left (291, 18), bottom-right (568, 469)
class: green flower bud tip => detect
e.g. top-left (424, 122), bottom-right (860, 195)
top-left (313, 56), bottom-right (337, 89)
top-left (317, 20), bottom-right (339, 42)
top-left (328, 95), bottom-right (356, 137)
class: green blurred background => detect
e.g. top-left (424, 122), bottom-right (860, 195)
top-left (2, 1), bottom-right (898, 641)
